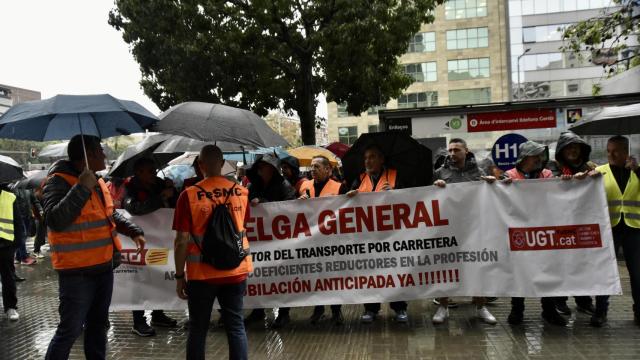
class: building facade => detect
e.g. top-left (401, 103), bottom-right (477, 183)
top-left (0, 84), bottom-right (41, 115)
top-left (327, 0), bottom-right (511, 144)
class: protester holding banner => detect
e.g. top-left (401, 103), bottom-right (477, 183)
top-left (172, 145), bottom-right (252, 360)
top-left (547, 131), bottom-right (598, 316)
top-left (0, 182), bottom-right (22, 321)
top-left (432, 138), bottom-right (497, 325)
top-left (299, 155), bottom-right (347, 325)
top-left (346, 144), bottom-right (409, 324)
top-left (594, 136), bottom-right (640, 327)
top-left (43, 135), bottom-right (146, 360)
top-left (503, 140), bottom-right (568, 326)
top-left (244, 153), bottom-right (297, 328)
top-left (123, 157), bottom-right (179, 336)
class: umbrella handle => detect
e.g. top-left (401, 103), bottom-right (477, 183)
top-left (78, 114), bottom-right (88, 168)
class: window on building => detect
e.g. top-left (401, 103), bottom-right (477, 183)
top-left (397, 92), bottom-right (438, 108)
top-left (515, 78), bottom-right (599, 99)
top-left (367, 105), bottom-right (386, 115)
top-left (368, 124), bottom-right (379, 133)
top-left (517, 51), bottom-right (597, 71)
top-left (448, 58), bottom-right (490, 80)
top-left (338, 126), bottom-right (358, 145)
top-left (445, 0), bottom-right (488, 19)
top-left (522, 24), bottom-right (570, 43)
top-left (448, 88), bottom-right (491, 105)
top-left (519, 0), bottom-right (612, 15)
top-left (404, 62), bottom-right (437, 82)
top-left (408, 32), bottom-right (436, 53)
top-left (446, 27), bottom-right (489, 50)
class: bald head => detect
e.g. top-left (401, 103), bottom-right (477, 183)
top-left (198, 145), bottom-right (224, 177)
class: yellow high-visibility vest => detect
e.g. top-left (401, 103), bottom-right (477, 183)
top-left (0, 190), bottom-right (16, 241)
top-left (597, 164), bottom-right (640, 228)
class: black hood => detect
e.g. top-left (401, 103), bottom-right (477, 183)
top-left (280, 155), bottom-right (301, 180)
top-left (555, 131), bottom-right (591, 165)
top-left (247, 154), bottom-right (284, 186)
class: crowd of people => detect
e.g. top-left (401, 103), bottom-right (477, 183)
top-left (0, 130), bottom-right (639, 360)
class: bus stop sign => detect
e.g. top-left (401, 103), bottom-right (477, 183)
top-left (491, 133), bottom-right (528, 171)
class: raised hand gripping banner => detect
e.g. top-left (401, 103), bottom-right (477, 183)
top-left (111, 178), bottom-right (621, 311)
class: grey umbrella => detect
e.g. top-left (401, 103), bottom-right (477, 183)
top-left (0, 155), bottom-right (24, 183)
top-left (153, 102), bottom-right (289, 148)
top-left (153, 134), bottom-right (245, 153)
top-left (108, 134), bottom-right (181, 178)
top-left (569, 103), bottom-right (640, 135)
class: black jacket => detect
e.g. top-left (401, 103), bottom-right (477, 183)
top-left (123, 176), bottom-right (177, 215)
top-left (433, 153), bottom-right (484, 184)
top-left (43, 160), bottom-right (144, 274)
top-left (547, 132), bottom-right (595, 176)
top-left (247, 154), bottom-right (297, 203)
top-left (0, 187), bottom-right (23, 250)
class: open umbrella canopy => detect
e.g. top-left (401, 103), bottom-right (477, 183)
top-left (325, 142), bottom-right (351, 159)
top-left (0, 94), bottom-right (158, 141)
top-left (0, 155), bottom-right (24, 183)
top-left (169, 152), bottom-right (238, 176)
top-left (108, 134), bottom-right (181, 178)
top-left (569, 103), bottom-right (640, 135)
top-left (153, 134), bottom-right (244, 153)
top-left (341, 132), bottom-right (433, 189)
top-left (38, 141), bottom-right (115, 159)
top-left (287, 145), bottom-right (339, 167)
top-left (14, 169), bottom-right (48, 189)
top-left (154, 102), bottom-right (289, 148)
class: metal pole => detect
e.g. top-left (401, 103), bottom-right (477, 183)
top-left (517, 48), bottom-right (531, 100)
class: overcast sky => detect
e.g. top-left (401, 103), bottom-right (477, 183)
top-left (0, 0), bottom-right (327, 118)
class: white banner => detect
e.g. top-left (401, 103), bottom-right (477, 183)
top-left (110, 178), bottom-right (621, 311)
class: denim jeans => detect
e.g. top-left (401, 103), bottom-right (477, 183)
top-left (187, 280), bottom-right (248, 360)
top-left (45, 270), bottom-right (113, 360)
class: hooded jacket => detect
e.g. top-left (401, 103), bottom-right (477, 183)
top-left (547, 132), bottom-right (596, 176)
top-left (247, 154), bottom-right (297, 203)
top-left (280, 155), bottom-right (306, 192)
top-left (42, 160), bottom-right (144, 274)
top-left (506, 141), bottom-right (553, 179)
top-left (433, 152), bottom-right (484, 184)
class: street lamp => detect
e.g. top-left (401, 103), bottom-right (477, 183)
top-left (516, 48), bottom-right (531, 100)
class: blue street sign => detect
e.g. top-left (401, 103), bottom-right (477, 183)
top-left (491, 133), bottom-right (528, 171)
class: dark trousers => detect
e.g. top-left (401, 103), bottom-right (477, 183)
top-left (14, 220), bottom-right (28, 261)
top-left (364, 301), bottom-right (407, 313)
top-left (132, 309), bottom-right (164, 324)
top-left (187, 280), bottom-right (248, 360)
top-left (511, 297), bottom-right (556, 312)
top-left (556, 296), bottom-right (593, 307)
top-left (45, 270), bottom-right (113, 360)
top-left (34, 219), bottom-right (47, 253)
top-left (596, 224), bottom-right (640, 315)
top-left (0, 246), bottom-right (17, 312)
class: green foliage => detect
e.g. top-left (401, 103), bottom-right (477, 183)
top-left (109, 0), bottom-right (444, 144)
top-left (561, 0), bottom-right (639, 77)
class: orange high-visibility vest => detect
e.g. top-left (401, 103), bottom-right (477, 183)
top-left (184, 176), bottom-right (253, 281)
top-left (48, 173), bottom-right (122, 270)
top-left (299, 178), bottom-right (342, 198)
top-left (358, 168), bottom-right (397, 192)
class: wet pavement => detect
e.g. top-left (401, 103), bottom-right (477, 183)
top-left (2, 245), bottom-right (640, 360)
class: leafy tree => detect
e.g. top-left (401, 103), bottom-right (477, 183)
top-left (109, 0), bottom-right (444, 145)
top-left (561, 0), bottom-right (639, 85)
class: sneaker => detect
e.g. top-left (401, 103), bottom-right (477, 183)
top-left (331, 310), bottom-right (344, 325)
top-left (309, 306), bottom-right (325, 325)
top-left (33, 252), bottom-right (45, 259)
top-left (271, 313), bottom-right (290, 329)
top-left (432, 306), bottom-right (449, 324)
top-left (244, 309), bottom-right (266, 324)
top-left (150, 312), bottom-right (177, 327)
top-left (590, 313), bottom-right (607, 327)
top-left (6, 308), bottom-right (19, 321)
top-left (556, 301), bottom-right (571, 315)
top-left (394, 310), bottom-right (408, 323)
top-left (508, 309), bottom-right (524, 325)
top-left (20, 258), bottom-right (36, 265)
top-left (576, 303), bottom-right (596, 315)
top-left (432, 298), bottom-right (458, 308)
top-left (132, 322), bottom-right (156, 337)
top-left (477, 306), bottom-right (497, 325)
top-left (541, 310), bottom-right (567, 326)
top-left (360, 311), bottom-right (376, 323)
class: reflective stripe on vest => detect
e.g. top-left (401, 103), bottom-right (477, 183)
top-left (299, 179), bottom-right (342, 198)
top-left (47, 173), bottom-right (122, 270)
top-left (184, 176), bottom-right (253, 280)
top-left (0, 191), bottom-right (16, 241)
top-left (597, 164), bottom-right (640, 228)
top-left (358, 169), bottom-right (397, 193)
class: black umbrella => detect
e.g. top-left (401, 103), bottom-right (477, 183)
top-left (14, 170), bottom-right (48, 189)
top-left (108, 134), bottom-right (181, 178)
top-left (0, 155), bottom-right (24, 183)
top-left (153, 134), bottom-right (245, 153)
top-left (153, 102), bottom-right (289, 148)
top-left (569, 103), bottom-right (640, 135)
top-left (342, 132), bottom-right (433, 189)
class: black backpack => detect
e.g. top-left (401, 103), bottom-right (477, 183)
top-left (193, 183), bottom-right (248, 270)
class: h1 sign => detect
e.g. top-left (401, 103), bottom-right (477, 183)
top-left (491, 133), bottom-right (527, 171)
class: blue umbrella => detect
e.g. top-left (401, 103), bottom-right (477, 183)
top-left (0, 94), bottom-right (158, 164)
